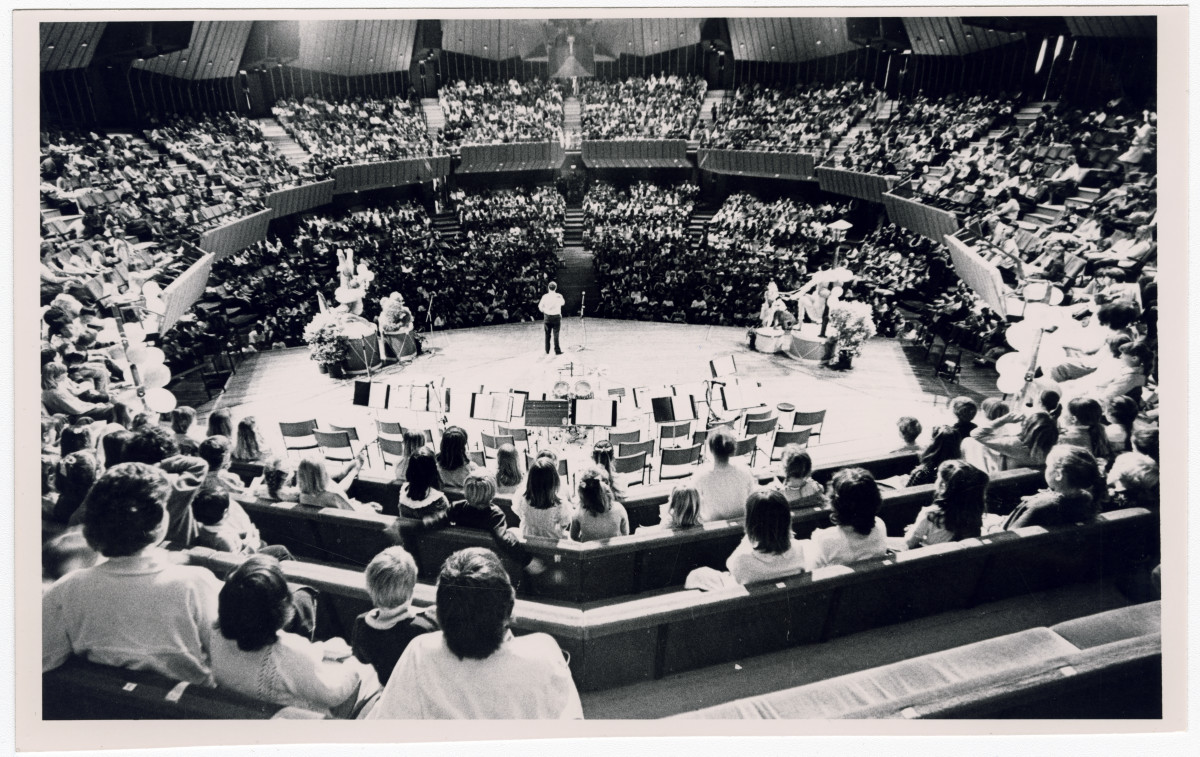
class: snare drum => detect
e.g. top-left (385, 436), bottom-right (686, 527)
top-left (573, 380), bottom-right (593, 399)
top-left (552, 381), bottom-right (571, 399)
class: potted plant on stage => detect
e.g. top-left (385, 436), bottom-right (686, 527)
top-left (303, 311), bottom-right (351, 378)
top-left (826, 300), bottom-right (877, 371)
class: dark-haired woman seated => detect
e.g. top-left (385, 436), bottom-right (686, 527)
top-left (806, 467), bottom-right (889, 570)
top-left (366, 547), bottom-right (582, 719)
top-left (903, 460), bottom-right (988, 549)
top-left (43, 463), bottom-right (222, 685)
top-left (905, 425), bottom-right (963, 487)
top-left (725, 489), bottom-right (809, 584)
top-left (210, 554), bottom-right (379, 717)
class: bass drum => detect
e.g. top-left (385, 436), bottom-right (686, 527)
top-left (552, 380), bottom-right (572, 399)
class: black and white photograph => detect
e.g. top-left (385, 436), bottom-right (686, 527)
top-left (12, 5), bottom-right (1190, 751)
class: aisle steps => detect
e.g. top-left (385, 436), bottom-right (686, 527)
top-left (253, 117), bottom-right (312, 167)
top-left (420, 97), bottom-right (445, 143)
top-left (563, 96), bottom-right (582, 150)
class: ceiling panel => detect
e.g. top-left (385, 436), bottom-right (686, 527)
top-left (40, 22), bottom-right (106, 71)
top-left (1062, 16), bottom-right (1156, 38)
top-left (291, 20), bottom-right (417, 75)
top-left (729, 17), bottom-right (855, 62)
top-left (906, 17), bottom-right (1025, 56)
top-left (133, 21), bottom-right (252, 80)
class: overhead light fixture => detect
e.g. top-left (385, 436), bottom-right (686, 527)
top-left (46, 44), bottom-right (55, 50)
top-left (80, 42), bottom-right (88, 47)
top-left (938, 37), bottom-right (945, 42)
top-left (816, 40), bottom-right (822, 45)
top-left (181, 58), bottom-right (188, 63)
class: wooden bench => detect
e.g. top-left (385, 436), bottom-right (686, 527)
top-left (242, 468), bottom-right (1047, 603)
top-left (42, 658), bottom-right (328, 720)
top-left (193, 507), bottom-right (1157, 693)
top-left (672, 601), bottom-right (1161, 719)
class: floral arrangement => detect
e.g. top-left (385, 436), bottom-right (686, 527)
top-left (302, 311), bottom-right (352, 365)
top-left (826, 300), bottom-right (877, 358)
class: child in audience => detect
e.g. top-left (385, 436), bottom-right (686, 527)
top-left (894, 416), bottom-right (922, 452)
top-left (296, 453), bottom-right (373, 512)
top-left (590, 439), bottom-right (625, 501)
top-left (197, 435), bottom-right (247, 495)
top-left (416, 473), bottom-right (537, 572)
top-left (569, 467), bottom-right (629, 542)
top-left (980, 398), bottom-right (1011, 421)
top-left (1038, 389), bottom-right (1062, 422)
top-left (256, 456), bottom-right (299, 502)
top-left (1003, 445), bottom-right (1102, 530)
top-left (170, 406), bottom-right (200, 456)
top-left (398, 448), bottom-right (450, 521)
top-left (494, 443), bottom-right (523, 496)
top-left (771, 445), bottom-right (826, 508)
top-left (53, 451), bottom-right (100, 526)
top-left (655, 484), bottom-right (702, 530)
top-left (232, 416), bottom-right (271, 463)
top-left (435, 426), bottom-right (478, 493)
top-left (1104, 395), bottom-right (1139, 453)
top-left (726, 489), bottom-right (808, 584)
top-left (1059, 397), bottom-right (1115, 468)
top-left (352, 546), bottom-right (438, 686)
top-left (905, 426), bottom-right (962, 487)
top-left (1132, 425), bottom-right (1158, 462)
top-left (205, 408), bottom-right (233, 439)
top-left (515, 457), bottom-right (571, 539)
top-left (806, 467), bottom-right (889, 570)
top-left (1106, 452), bottom-right (1159, 511)
top-left (391, 429), bottom-right (428, 484)
top-left (192, 486), bottom-right (292, 560)
top-left (210, 554), bottom-right (379, 717)
top-left (904, 460), bottom-right (988, 549)
top-left (949, 397), bottom-right (979, 439)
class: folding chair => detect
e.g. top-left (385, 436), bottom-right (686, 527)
top-left (379, 437), bottom-right (407, 470)
top-left (608, 429), bottom-right (641, 447)
top-left (769, 429), bottom-right (812, 462)
top-left (743, 408), bottom-right (775, 424)
top-left (525, 452), bottom-right (568, 480)
top-left (658, 421), bottom-right (692, 450)
top-left (480, 432), bottom-right (514, 460)
top-left (496, 426), bottom-right (530, 454)
top-left (376, 420), bottom-right (405, 440)
top-left (658, 443), bottom-right (702, 482)
top-left (618, 439), bottom-right (655, 460)
top-left (329, 424), bottom-right (370, 465)
top-left (468, 450), bottom-right (486, 468)
top-left (279, 420), bottom-right (318, 455)
top-left (613, 452), bottom-right (648, 488)
top-left (791, 410), bottom-right (826, 444)
top-left (314, 430), bottom-right (356, 463)
top-left (731, 437), bottom-right (758, 467)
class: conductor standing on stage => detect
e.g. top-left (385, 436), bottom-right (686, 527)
top-left (538, 281), bottom-right (565, 355)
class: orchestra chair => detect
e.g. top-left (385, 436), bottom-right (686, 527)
top-left (744, 416), bottom-right (779, 460)
top-left (608, 429), bottom-right (641, 447)
top-left (468, 450), bottom-right (486, 468)
top-left (376, 420), bottom-right (405, 440)
top-left (938, 350), bottom-right (964, 383)
top-left (743, 408), bottom-right (775, 424)
top-left (314, 431), bottom-right (356, 464)
top-left (525, 452), bottom-right (569, 481)
top-left (613, 451), bottom-right (649, 488)
top-left (769, 429), bottom-right (812, 462)
top-left (658, 443), bottom-right (702, 483)
top-left (279, 420), bottom-right (319, 456)
top-left (378, 437), bottom-right (407, 471)
top-left (791, 410), bottom-right (827, 444)
top-left (480, 432), bottom-right (515, 462)
top-left (618, 439), bottom-right (655, 460)
top-left (329, 424), bottom-right (370, 466)
top-left (496, 426), bottom-right (530, 455)
top-left (731, 437), bottom-right (758, 468)
top-left (658, 421), bottom-right (692, 450)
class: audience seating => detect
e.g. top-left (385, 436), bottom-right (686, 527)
top-left (672, 601), bottom-right (1161, 719)
top-left (242, 467), bottom-right (1048, 603)
top-left (183, 503), bottom-right (1155, 694)
top-left (43, 657), bottom-right (328, 720)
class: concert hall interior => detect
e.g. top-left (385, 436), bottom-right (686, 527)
top-left (30, 12), bottom-right (1170, 727)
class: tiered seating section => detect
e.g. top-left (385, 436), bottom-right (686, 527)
top-left (438, 79), bottom-right (565, 148)
top-left (579, 75), bottom-right (707, 140)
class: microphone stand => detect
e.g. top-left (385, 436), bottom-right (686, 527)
top-left (571, 292), bottom-right (587, 352)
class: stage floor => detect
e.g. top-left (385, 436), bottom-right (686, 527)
top-left (204, 318), bottom-right (995, 475)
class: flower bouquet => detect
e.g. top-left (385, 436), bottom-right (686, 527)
top-left (826, 300), bottom-right (877, 369)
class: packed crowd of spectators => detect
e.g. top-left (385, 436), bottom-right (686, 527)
top-left (588, 184), bottom-right (851, 326)
top-left (145, 112), bottom-right (320, 195)
top-left (272, 95), bottom-right (442, 175)
top-left (437, 79), bottom-right (565, 148)
top-left (702, 81), bottom-right (876, 156)
top-left (203, 187), bottom-right (563, 351)
top-left (578, 74), bottom-right (707, 140)
top-left (829, 92), bottom-right (1016, 175)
